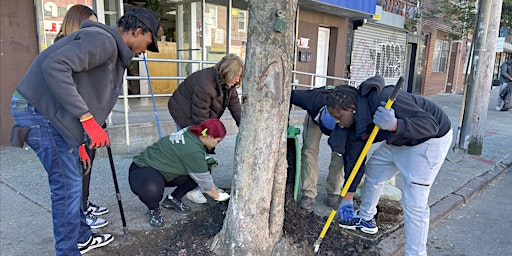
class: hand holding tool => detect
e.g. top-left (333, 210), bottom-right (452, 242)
top-left (78, 144), bottom-right (91, 174)
top-left (373, 105), bottom-right (397, 131)
top-left (80, 115), bottom-right (110, 148)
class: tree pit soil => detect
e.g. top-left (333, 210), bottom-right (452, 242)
top-left (103, 186), bottom-right (402, 256)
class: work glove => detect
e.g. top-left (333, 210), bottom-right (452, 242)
top-left (78, 144), bottom-right (91, 175)
top-left (206, 156), bottom-right (219, 171)
top-left (373, 105), bottom-right (397, 131)
top-left (80, 116), bottom-right (110, 148)
top-left (215, 192), bottom-right (230, 202)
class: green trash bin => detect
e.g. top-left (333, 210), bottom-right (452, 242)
top-left (286, 125), bottom-right (301, 201)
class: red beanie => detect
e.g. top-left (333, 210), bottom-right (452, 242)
top-left (189, 118), bottom-right (227, 138)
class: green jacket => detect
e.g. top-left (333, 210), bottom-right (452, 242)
top-left (134, 128), bottom-right (210, 183)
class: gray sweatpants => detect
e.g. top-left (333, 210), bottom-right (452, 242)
top-left (358, 129), bottom-right (452, 256)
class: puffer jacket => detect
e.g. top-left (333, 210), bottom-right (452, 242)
top-left (167, 67), bottom-right (241, 127)
top-left (16, 20), bottom-right (135, 148)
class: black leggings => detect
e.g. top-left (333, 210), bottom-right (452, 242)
top-left (81, 145), bottom-right (96, 210)
top-left (128, 162), bottom-right (197, 210)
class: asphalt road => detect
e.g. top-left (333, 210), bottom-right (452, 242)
top-left (427, 168), bottom-right (512, 256)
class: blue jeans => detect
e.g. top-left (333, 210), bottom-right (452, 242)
top-left (10, 99), bottom-right (91, 256)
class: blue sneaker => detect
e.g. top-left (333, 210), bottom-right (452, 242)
top-left (337, 204), bottom-right (355, 224)
top-left (338, 216), bottom-right (379, 234)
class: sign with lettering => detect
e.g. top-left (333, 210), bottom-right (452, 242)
top-left (35, 0), bottom-right (94, 51)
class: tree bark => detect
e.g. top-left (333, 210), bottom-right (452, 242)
top-left (211, 0), bottom-right (298, 255)
top-left (460, 0), bottom-right (503, 155)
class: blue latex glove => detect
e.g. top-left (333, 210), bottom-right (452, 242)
top-left (373, 105), bottom-right (397, 131)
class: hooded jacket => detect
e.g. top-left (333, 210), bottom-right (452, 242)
top-left (353, 75), bottom-right (451, 146)
top-left (16, 20), bottom-right (134, 148)
top-left (167, 67), bottom-right (242, 127)
top-left (291, 86), bottom-right (347, 154)
top-left (340, 76), bottom-right (452, 192)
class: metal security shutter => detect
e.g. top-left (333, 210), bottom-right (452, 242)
top-left (351, 23), bottom-right (407, 86)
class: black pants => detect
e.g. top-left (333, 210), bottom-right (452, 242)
top-left (81, 123), bottom-right (107, 210)
top-left (81, 146), bottom-right (96, 210)
top-left (128, 162), bottom-right (197, 210)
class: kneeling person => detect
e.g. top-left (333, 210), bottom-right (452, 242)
top-left (128, 118), bottom-right (231, 227)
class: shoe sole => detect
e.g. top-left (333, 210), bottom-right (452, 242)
top-left (90, 221), bottom-right (108, 229)
top-left (338, 223), bottom-right (378, 235)
top-left (89, 209), bottom-right (109, 216)
top-left (161, 203), bottom-right (190, 213)
top-left (150, 222), bottom-right (164, 227)
top-left (79, 235), bottom-right (114, 254)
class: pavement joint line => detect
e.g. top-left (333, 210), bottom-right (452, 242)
top-left (0, 179), bottom-right (51, 213)
top-left (377, 152), bottom-right (512, 256)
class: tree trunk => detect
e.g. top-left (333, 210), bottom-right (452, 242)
top-left (211, 0), bottom-right (298, 255)
top-left (460, 0), bottom-right (503, 155)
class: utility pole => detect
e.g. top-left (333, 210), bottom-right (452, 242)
top-left (459, 0), bottom-right (503, 155)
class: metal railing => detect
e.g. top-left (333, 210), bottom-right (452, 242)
top-left (111, 57), bottom-right (356, 149)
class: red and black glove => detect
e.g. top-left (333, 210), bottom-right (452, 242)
top-left (80, 115), bottom-right (110, 149)
top-left (79, 144), bottom-right (91, 174)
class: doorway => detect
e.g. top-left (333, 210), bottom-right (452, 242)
top-left (315, 27), bottom-right (330, 87)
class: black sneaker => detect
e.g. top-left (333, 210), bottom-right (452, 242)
top-left (86, 201), bottom-right (109, 216)
top-left (78, 233), bottom-right (114, 254)
top-left (149, 208), bottom-right (164, 227)
top-left (161, 196), bottom-right (190, 212)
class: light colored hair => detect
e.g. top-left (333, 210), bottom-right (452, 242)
top-left (214, 54), bottom-right (244, 86)
top-left (56, 5), bottom-right (97, 40)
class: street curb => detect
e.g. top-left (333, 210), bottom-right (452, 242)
top-left (378, 152), bottom-right (512, 256)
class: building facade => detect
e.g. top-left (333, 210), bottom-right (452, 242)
top-left (0, 0), bottom-right (375, 145)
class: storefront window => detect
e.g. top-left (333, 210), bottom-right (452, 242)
top-left (204, 0), bottom-right (228, 62)
top-left (35, 0), bottom-right (95, 51)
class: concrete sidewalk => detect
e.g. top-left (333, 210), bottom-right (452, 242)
top-left (1, 88), bottom-right (511, 255)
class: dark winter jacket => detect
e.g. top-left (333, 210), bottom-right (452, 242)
top-left (15, 20), bottom-right (135, 148)
top-left (341, 75), bottom-right (452, 191)
top-left (500, 61), bottom-right (512, 84)
top-left (291, 86), bottom-right (347, 154)
top-left (167, 67), bottom-right (241, 127)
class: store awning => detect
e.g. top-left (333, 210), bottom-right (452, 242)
top-left (299, 0), bottom-right (375, 19)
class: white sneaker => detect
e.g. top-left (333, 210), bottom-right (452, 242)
top-left (186, 188), bottom-right (207, 204)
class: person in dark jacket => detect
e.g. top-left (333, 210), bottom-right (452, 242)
top-left (10, 7), bottom-right (161, 255)
top-left (497, 56), bottom-right (512, 111)
top-left (167, 54), bottom-right (243, 204)
top-left (327, 75), bottom-right (452, 256)
top-left (290, 86), bottom-right (345, 209)
top-left (54, 4), bottom-right (109, 231)
top-left (167, 54), bottom-right (243, 128)
top-left (129, 118), bottom-right (231, 227)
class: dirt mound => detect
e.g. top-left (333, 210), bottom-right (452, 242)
top-left (99, 186), bottom-right (402, 256)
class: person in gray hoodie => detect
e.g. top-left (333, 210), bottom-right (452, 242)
top-left (9, 7), bottom-right (161, 255)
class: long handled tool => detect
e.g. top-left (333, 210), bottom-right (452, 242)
top-left (143, 54), bottom-right (163, 139)
top-left (313, 77), bottom-right (404, 253)
top-left (106, 145), bottom-right (127, 234)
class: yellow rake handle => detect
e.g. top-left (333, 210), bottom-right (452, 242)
top-left (340, 77), bottom-right (404, 197)
top-left (313, 77), bottom-right (404, 253)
